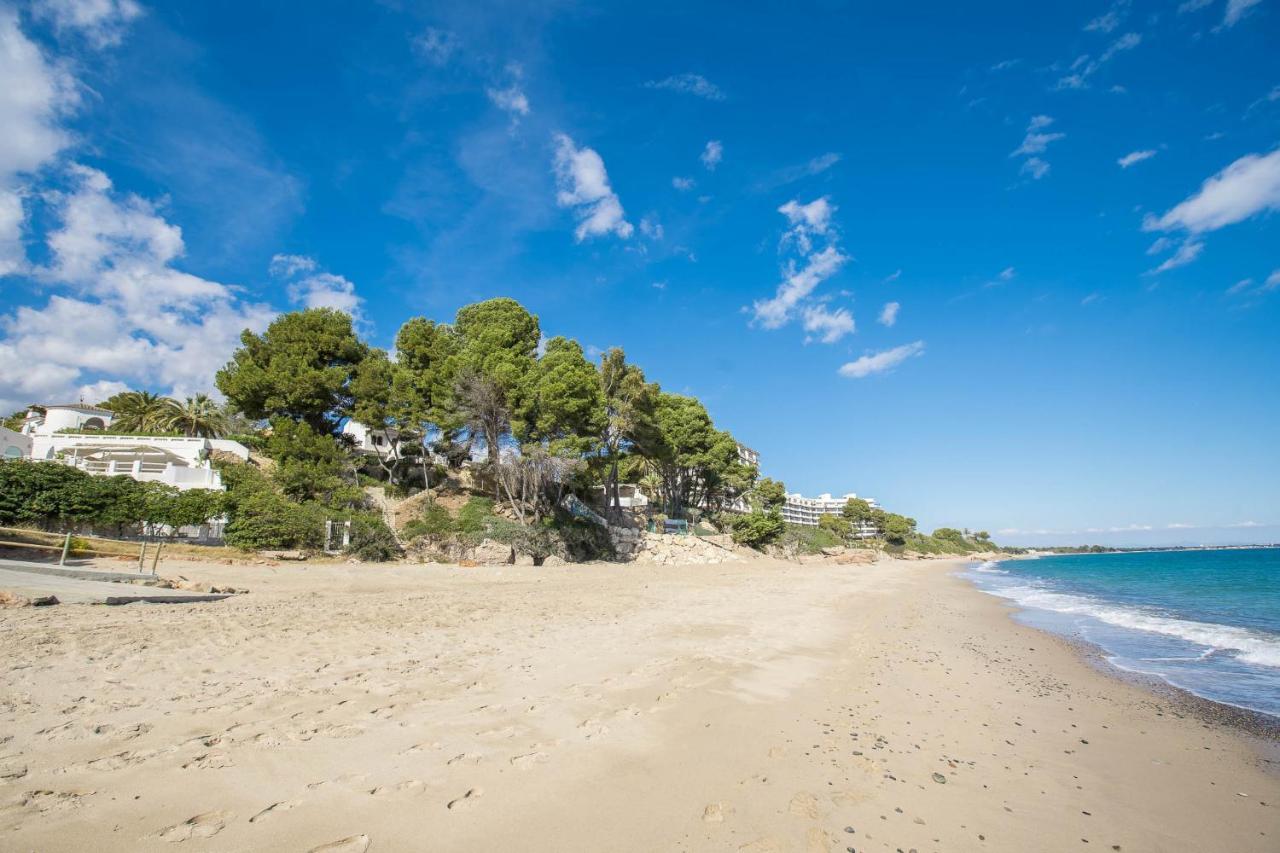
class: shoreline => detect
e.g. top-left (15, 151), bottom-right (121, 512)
top-left (964, 554), bottom-right (1280, 742)
top-left (3, 554), bottom-right (1278, 850)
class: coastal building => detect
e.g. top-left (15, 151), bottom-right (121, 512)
top-left (4, 403), bottom-right (249, 491)
top-left (341, 419), bottom-right (402, 457)
top-left (782, 492), bottom-right (880, 537)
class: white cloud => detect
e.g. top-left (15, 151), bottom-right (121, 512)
top-left (753, 152), bottom-right (842, 191)
top-left (0, 189), bottom-right (25, 276)
top-left (1143, 149), bottom-right (1280, 234)
top-left (1021, 158), bottom-right (1050, 179)
top-left (0, 9), bottom-right (79, 182)
top-left (1262, 269), bottom-right (1280, 292)
top-left (777, 196), bottom-right (835, 252)
top-left (1012, 116), bottom-right (1064, 156)
top-left (288, 272), bottom-right (361, 315)
top-left (1226, 277), bottom-right (1255, 295)
top-left (1012, 117), bottom-right (1063, 180)
top-left (1224, 0), bottom-right (1263, 26)
top-left (0, 165), bottom-right (276, 412)
top-left (1081, 292), bottom-right (1102, 305)
top-left (34, 0), bottom-right (141, 48)
top-left (1084, 1), bottom-right (1128, 33)
top-left (701, 140), bottom-right (723, 171)
top-left (999, 266), bottom-right (1016, 281)
top-left (802, 304), bottom-right (855, 344)
top-left (1148, 238), bottom-right (1204, 274)
top-left (552, 133), bottom-right (632, 241)
top-left (884, 269), bottom-right (902, 283)
top-left (268, 253), bottom-right (317, 278)
top-left (486, 85), bottom-right (530, 119)
top-left (838, 341), bottom-right (926, 379)
top-left (752, 245), bottom-right (848, 328)
top-left (878, 301), bottom-right (900, 327)
top-left (639, 217), bottom-right (663, 240)
top-left (1055, 32), bottom-right (1141, 90)
top-left (643, 73), bottom-right (725, 101)
top-left (1178, 0), bottom-right (1215, 13)
top-left (269, 254), bottom-right (363, 318)
top-left (1146, 236), bottom-right (1173, 255)
top-left (672, 176), bottom-right (694, 191)
top-left (1118, 149), bottom-right (1157, 168)
top-left (413, 28), bottom-right (458, 65)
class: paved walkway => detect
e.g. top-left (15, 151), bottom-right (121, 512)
top-left (0, 560), bottom-right (231, 605)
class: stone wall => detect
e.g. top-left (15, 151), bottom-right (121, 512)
top-left (609, 526), bottom-right (749, 566)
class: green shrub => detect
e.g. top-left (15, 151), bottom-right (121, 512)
top-left (224, 491), bottom-right (324, 550)
top-left (345, 515), bottom-right (400, 562)
top-left (552, 514), bottom-right (615, 561)
top-left (730, 510), bottom-right (785, 549)
top-left (456, 496), bottom-right (497, 544)
top-left (782, 523), bottom-right (844, 555)
top-left (402, 501), bottom-right (455, 541)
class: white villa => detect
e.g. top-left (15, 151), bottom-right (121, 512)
top-left (782, 491), bottom-right (881, 537)
top-left (0, 403), bottom-right (249, 491)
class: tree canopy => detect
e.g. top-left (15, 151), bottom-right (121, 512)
top-left (216, 308), bottom-right (368, 433)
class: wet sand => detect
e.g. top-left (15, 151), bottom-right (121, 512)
top-left (1, 556), bottom-right (1276, 851)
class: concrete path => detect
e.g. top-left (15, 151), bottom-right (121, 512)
top-left (0, 562), bottom-right (231, 605)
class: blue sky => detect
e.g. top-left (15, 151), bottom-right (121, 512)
top-left (1, 0), bottom-right (1277, 546)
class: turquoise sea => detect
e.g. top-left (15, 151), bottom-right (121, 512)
top-left (964, 548), bottom-right (1280, 718)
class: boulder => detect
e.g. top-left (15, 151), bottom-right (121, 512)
top-left (472, 539), bottom-right (514, 565)
top-left (513, 553), bottom-right (535, 566)
top-left (542, 555), bottom-right (567, 567)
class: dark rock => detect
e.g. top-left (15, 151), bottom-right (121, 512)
top-left (932, 772), bottom-right (947, 784)
top-left (31, 595), bottom-right (59, 606)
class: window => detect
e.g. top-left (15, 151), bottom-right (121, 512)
top-left (3, 446), bottom-right (23, 459)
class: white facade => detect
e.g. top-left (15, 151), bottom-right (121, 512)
top-left (782, 491), bottom-right (880, 537)
top-left (10, 403), bottom-right (248, 491)
top-left (591, 484), bottom-right (650, 509)
top-left (341, 419), bottom-right (402, 456)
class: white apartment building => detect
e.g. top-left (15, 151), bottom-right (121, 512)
top-left (782, 492), bottom-right (880, 537)
top-left (2, 403), bottom-right (249, 491)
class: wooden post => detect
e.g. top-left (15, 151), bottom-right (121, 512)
top-left (138, 541), bottom-right (147, 573)
top-left (150, 540), bottom-right (162, 575)
top-left (59, 532), bottom-right (72, 566)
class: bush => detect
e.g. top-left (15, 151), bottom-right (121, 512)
top-left (223, 491), bottom-right (325, 550)
top-left (402, 501), bottom-right (455, 541)
top-left (345, 515), bottom-right (400, 562)
top-left (552, 514), bottom-right (615, 561)
top-left (730, 510), bottom-right (785, 549)
top-left (782, 523), bottom-right (844, 555)
top-left (456, 496), bottom-right (497, 544)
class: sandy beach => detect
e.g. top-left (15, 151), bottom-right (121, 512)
top-left (2, 555), bottom-right (1277, 852)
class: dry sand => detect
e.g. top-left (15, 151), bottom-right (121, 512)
top-left (1, 555), bottom-right (1277, 852)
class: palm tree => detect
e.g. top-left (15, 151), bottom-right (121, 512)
top-left (159, 394), bottom-right (229, 438)
top-left (102, 390), bottom-right (178, 433)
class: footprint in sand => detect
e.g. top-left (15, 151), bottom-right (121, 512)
top-left (446, 787), bottom-right (483, 811)
top-left (249, 800), bottom-right (298, 823)
top-left (369, 780), bottom-right (427, 797)
top-left (788, 792), bottom-right (820, 819)
top-left (509, 751), bottom-right (549, 769)
top-left (702, 802), bottom-right (731, 824)
top-left (400, 740), bottom-right (441, 755)
top-left (181, 752), bottom-right (233, 770)
top-left (308, 834), bottom-right (370, 853)
top-left (307, 773), bottom-right (370, 791)
top-left (157, 810), bottom-right (231, 842)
